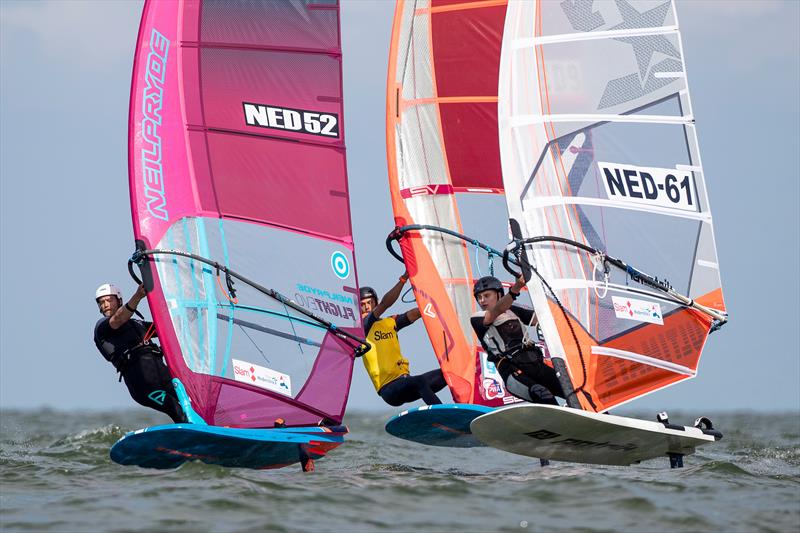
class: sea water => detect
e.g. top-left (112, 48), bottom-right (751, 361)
top-left (1, 409), bottom-right (798, 532)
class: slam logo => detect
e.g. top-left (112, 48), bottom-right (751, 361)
top-left (243, 102), bottom-right (339, 138)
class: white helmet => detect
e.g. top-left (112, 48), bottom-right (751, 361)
top-left (95, 283), bottom-right (123, 301)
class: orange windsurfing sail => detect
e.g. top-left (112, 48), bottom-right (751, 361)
top-left (386, 0), bottom-right (515, 406)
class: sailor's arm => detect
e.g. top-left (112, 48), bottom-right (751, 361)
top-left (109, 284), bottom-right (147, 330)
top-left (483, 276), bottom-right (526, 325)
top-left (373, 272), bottom-right (409, 317)
top-left (404, 307), bottom-right (421, 325)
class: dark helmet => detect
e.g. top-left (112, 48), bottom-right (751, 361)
top-left (360, 286), bottom-right (379, 303)
top-left (473, 276), bottom-right (504, 297)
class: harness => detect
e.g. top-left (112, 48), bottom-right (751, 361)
top-left (480, 311), bottom-right (543, 379)
top-left (111, 342), bottom-right (165, 381)
top-left (108, 323), bottom-right (162, 381)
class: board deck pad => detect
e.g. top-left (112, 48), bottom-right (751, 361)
top-left (110, 424), bottom-right (346, 470)
top-left (470, 404), bottom-right (720, 466)
top-left (385, 404), bottom-right (495, 447)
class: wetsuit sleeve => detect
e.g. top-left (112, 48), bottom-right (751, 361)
top-left (363, 311), bottom-right (377, 334)
top-left (470, 315), bottom-right (488, 339)
top-left (95, 317), bottom-right (113, 338)
top-left (394, 312), bottom-right (413, 331)
top-left (510, 304), bottom-right (535, 324)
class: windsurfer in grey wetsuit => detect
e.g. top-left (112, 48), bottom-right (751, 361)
top-left (470, 276), bottom-right (564, 405)
top-left (93, 283), bottom-right (184, 423)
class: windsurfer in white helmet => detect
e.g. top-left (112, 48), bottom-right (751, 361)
top-left (359, 272), bottom-right (447, 406)
top-left (93, 283), bottom-right (184, 422)
top-left (470, 275), bottom-right (565, 405)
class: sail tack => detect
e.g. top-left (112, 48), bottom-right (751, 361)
top-left (129, 0), bottom-right (361, 428)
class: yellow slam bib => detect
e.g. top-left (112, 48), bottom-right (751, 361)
top-left (362, 316), bottom-right (410, 391)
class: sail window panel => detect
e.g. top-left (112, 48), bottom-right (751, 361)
top-left (399, 9), bottom-right (435, 101)
top-left (205, 132), bottom-right (350, 240)
top-left (397, 103), bottom-right (449, 190)
top-left (443, 280), bottom-right (478, 346)
top-left (455, 193), bottom-right (512, 268)
top-left (430, 3), bottom-right (504, 98)
top-left (205, 219), bottom-right (359, 332)
top-left (150, 218), bottom-right (358, 394)
top-left (154, 219), bottom-right (215, 375)
top-left (200, 0), bottom-right (339, 52)
top-left (520, 119), bottom-right (698, 213)
top-left (536, 0), bottom-right (677, 37)
top-left (523, 34), bottom-right (685, 119)
top-left (200, 47), bottom-right (342, 145)
top-left (535, 203), bottom-right (701, 296)
top-left (406, 196), bottom-right (471, 283)
top-left (439, 102), bottom-right (503, 190)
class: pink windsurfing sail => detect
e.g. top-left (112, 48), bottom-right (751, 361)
top-left (128, 0), bottom-right (364, 428)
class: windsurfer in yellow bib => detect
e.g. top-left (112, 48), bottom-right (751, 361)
top-left (360, 273), bottom-right (446, 406)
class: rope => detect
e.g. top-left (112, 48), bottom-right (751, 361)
top-left (143, 322), bottom-right (157, 343)
top-left (215, 270), bottom-right (238, 304)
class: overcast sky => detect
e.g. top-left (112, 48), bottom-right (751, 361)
top-left (1, 0), bottom-right (798, 415)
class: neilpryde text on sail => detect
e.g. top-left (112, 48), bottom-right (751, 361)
top-left (141, 28), bottom-right (169, 221)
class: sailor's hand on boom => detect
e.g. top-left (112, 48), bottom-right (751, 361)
top-left (483, 276), bottom-right (526, 326)
top-left (110, 284), bottom-right (147, 330)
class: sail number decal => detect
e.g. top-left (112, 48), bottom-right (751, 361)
top-left (599, 162), bottom-right (697, 212)
top-left (243, 102), bottom-right (339, 138)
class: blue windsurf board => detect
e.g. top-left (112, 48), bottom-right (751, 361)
top-left (385, 404), bottom-right (495, 447)
top-left (110, 423), bottom-right (346, 470)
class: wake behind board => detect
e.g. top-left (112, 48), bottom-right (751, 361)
top-left (385, 404), bottom-right (494, 447)
top-left (111, 424), bottom-right (346, 470)
top-left (471, 404), bottom-right (722, 466)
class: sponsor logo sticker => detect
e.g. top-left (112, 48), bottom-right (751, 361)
top-left (480, 352), bottom-right (506, 400)
top-left (243, 102), bottom-right (339, 138)
top-left (232, 359), bottom-right (292, 396)
top-left (330, 251), bottom-right (350, 280)
top-left (599, 161), bottom-right (697, 212)
top-left (612, 296), bottom-right (664, 325)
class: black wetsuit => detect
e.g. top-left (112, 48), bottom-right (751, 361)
top-left (471, 305), bottom-right (564, 405)
top-left (364, 311), bottom-right (447, 407)
top-left (94, 317), bottom-right (184, 423)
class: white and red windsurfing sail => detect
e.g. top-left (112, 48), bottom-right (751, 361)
top-left (128, 0), bottom-right (363, 428)
top-left (497, 0), bottom-right (727, 412)
top-left (386, 0), bottom-right (518, 407)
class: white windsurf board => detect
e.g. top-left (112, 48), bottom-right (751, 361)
top-left (470, 404), bottom-right (721, 466)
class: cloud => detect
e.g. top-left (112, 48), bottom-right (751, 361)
top-left (2, 0), bottom-right (141, 71)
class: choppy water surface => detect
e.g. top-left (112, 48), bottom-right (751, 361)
top-left (1, 409), bottom-right (798, 532)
